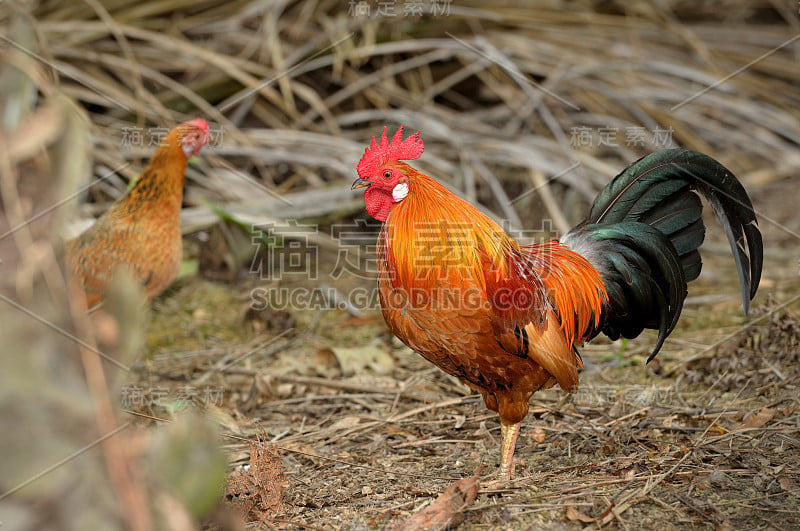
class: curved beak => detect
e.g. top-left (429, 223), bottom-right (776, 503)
top-left (351, 177), bottom-right (372, 190)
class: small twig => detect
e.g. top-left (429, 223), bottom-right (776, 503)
top-left (602, 407), bottom-right (651, 428)
top-left (391, 438), bottom-right (482, 449)
top-left (121, 409), bottom-right (169, 423)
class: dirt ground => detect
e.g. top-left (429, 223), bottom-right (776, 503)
top-left (122, 178), bottom-right (800, 530)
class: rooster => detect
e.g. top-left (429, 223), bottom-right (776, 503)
top-left (67, 118), bottom-right (209, 309)
top-left (352, 124), bottom-right (762, 479)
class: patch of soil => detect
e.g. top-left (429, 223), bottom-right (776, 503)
top-left (684, 295), bottom-right (800, 392)
top-left (129, 268), bottom-right (800, 529)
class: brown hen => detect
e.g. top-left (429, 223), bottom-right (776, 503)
top-left (67, 118), bottom-right (209, 308)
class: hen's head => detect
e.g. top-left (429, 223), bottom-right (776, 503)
top-left (352, 124), bottom-right (424, 222)
top-left (168, 118), bottom-right (210, 158)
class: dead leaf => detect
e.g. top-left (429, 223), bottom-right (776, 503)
top-left (329, 345), bottom-right (395, 376)
top-left (314, 348), bottom-right (340, 372)
top-left (778, 476), bottom-right (796, 493)
top-left (529, 427), bottom-right (546, 444)
top-left (390, 474), bottom-right (479, 530)
top-left (205, 404), bottom-right (245, 434)
top-left (565, 506), bottom-right (596, 523)
top-left (707, 470), bottom-right (731, 487)
top-left (741, 407), bottom-right (775, 429)
top-left (615, 464), bottom-right (639, 479)
top-left (708, 422), bottom-right (727, 435)
top-left (672, 444), bottom-right (690, 458)
top-left (226, 438), bottom-right (287, 522)
top-left (695, 479), bottom-right (712, 491)
top-left (329, 416), bottom-right (361, 430)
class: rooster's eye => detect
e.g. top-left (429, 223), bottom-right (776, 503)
top-left (382, 170), bottom-right (392, 179)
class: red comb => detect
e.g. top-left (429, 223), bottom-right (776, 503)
top-left (357, 123), bottom-right (424, 177)
top-left (181, 118), bottom-right (209, 133)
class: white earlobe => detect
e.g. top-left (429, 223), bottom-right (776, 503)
top-left (181, 140), bottom-right (196, 158)
top-left (392, 182), bottom-right (409, 202)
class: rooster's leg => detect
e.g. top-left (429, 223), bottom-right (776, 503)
top-left (499, 421), bottom-right (521, 480)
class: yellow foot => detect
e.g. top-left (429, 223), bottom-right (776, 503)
top-left (499, 421), bottom-right (521, 480)
top-left (479, 421), bottom-right (524, 490)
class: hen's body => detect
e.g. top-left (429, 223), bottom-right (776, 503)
top-left (354, 125), bottom-right (762, 479)
top-left (67, 119), bottom-right (208, 308)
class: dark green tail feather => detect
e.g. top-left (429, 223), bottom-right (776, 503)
top-left (562, 149), bottom-right (763, 362)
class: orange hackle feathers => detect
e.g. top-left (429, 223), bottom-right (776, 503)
top-left (382, 164), bottom-right (605, 354)
top-left (383, 167), bottom-right (514, 290)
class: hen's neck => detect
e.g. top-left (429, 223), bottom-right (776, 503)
top-left (126, 145), bottom-right (187, 207)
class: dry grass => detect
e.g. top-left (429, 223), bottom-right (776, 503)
top-left (2, 0), bottom-right (799, 529)
top-left (8, 1), bottom-right (799, 229)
